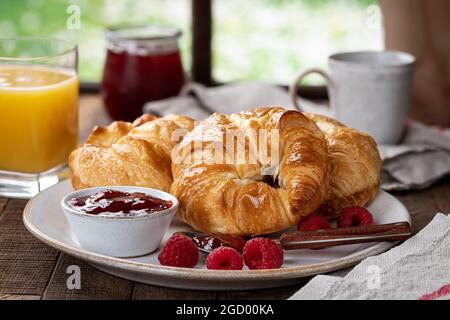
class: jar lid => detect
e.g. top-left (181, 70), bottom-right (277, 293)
top-left (106, 25), bottom-right (182, 42)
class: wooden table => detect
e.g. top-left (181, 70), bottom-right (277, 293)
top-left (1, 94), bottom-right (449, 300)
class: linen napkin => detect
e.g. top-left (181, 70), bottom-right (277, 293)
top-left (289, 213), bottom-right (450, 300)
top-left (143, 82), bottom-right (450, 191)
top-left (380, 122), bottom-right (450, 191)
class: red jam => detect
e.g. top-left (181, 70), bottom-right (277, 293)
top-left (101, 49), bottom-right (184, 121)
top-left (67, 189), bottom-right (172, 217)
top-left (192, 234), bottom-right (246, 252)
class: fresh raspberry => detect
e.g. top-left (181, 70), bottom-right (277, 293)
top-left (158, 235), bottom-right (199, 268)
top-left (206, 247), bottom-right (243, 270)
top-left (243, 238), bottom-right (284, 270)
top-left (337, 206), bottom-right (374, 228)
top-left (297, 214), bottom-right (331, 231)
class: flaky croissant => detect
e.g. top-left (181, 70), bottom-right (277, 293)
top-left (69, 114), bottom-right (194, 192)
top-left (305, 113), bottom-right (382, 218)
top-left (170, 107), bottom-right (329, 236)
top-left (70, 107), bottom-right (381, 236)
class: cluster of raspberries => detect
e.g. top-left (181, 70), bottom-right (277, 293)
top-left (158, 235), bottom-right (283, 270)
top-left (158, 206), bottom-right (373, 270)
top-left (297, 206), bottom-right (373, 231)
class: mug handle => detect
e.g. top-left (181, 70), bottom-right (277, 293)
top-left (289, 68), bottom-right (334, 112)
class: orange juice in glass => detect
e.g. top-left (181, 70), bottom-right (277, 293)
top-left (0, 38), bottom-right (78, 198)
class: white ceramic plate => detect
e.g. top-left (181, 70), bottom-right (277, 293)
top-left (23, 180), bottom-right (411, 291)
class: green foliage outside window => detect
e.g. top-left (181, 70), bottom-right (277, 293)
top-left (0, 0), bottom-right (380, 84)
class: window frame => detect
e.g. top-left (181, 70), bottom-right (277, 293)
top-left (81, 0), bottom-right (327, 99)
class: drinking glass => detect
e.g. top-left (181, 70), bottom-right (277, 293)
top-left (101, 25), bottom-right (185, 121)
top-left (0, 38), bottom-right (78, 198)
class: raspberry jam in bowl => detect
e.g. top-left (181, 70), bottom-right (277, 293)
top-left (61, 186), bottom-right (178, 258)
top-left (66, 189), bottom-right (173, 217)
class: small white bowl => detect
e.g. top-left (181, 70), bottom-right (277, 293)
top-left (61, 186), bottom-right (178, 258)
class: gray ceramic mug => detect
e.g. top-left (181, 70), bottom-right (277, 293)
top-left (289, 51), bottom-right (415, 144)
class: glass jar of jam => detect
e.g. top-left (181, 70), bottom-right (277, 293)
top-left (101, 25), bottom-right (185, 121)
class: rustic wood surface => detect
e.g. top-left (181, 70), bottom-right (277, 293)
top-left (0, 94), bottom-right (449, 300)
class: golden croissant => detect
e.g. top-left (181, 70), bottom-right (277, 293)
top-left (69, 107), bottom-right (382, 237)
top-left (69, 114), bottom-right (194, 192)
top-left (170, 107), bottom-right (329, 236)
top-left (305, 113), bottom-right (382, 218)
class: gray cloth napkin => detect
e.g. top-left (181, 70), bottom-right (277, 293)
top-left (144, 82), bottom-right (450, 191)
top-left (380, 123), bottom-right (450, 191)
top-left (289, 213), bottom-right (450, 300)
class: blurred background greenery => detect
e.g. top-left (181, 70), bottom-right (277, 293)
top-left (0, 0), bottom-right (382, 84)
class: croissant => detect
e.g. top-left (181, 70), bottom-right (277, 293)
top-left (70, 107), bottom-right (381, 236)
top-left (69, 114), bottom-right (194, 192)
top-left (305, 113), bottom-right (382, 218)
top-left (170, 107), bottom-right (329, 236)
